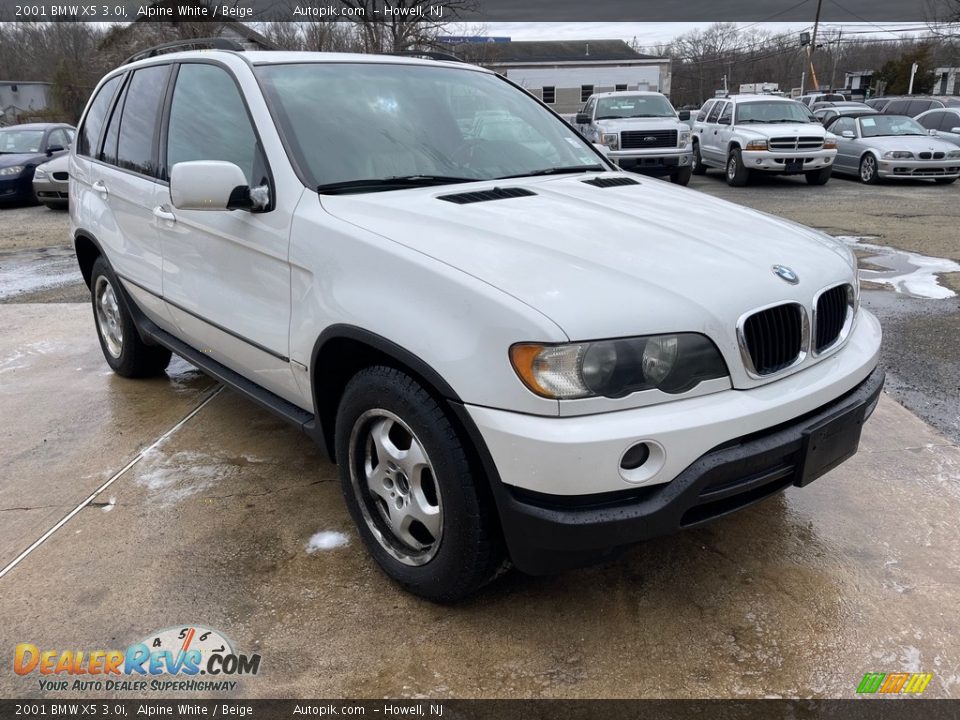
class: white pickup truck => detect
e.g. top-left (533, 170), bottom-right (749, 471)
top-left (576, 91), bottom-right (693, 185)
top-left (692, 95), bottom-right (838, 186)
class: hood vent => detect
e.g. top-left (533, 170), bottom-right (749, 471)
top-left (582, 176), bottom-right (640, 188)
top-left (438, 187), bottom-right (536, 204)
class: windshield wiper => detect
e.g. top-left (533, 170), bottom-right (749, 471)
top-left (317, 175), bottom-right (477, 195)
top-left (595, 115), bottom-right (624, 120)
top-left (496, 165), bottom-right (605, 180)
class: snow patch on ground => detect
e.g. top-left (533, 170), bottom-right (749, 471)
top-left (837, 235), bottom-right (960, 299)
top-left (306, 531), bottom-right (350, 553)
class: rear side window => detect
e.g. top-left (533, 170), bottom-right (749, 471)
top-left (706, 102), bottom-right (723, 123)
top-left (76, 75), bottom-right (122, 157)
top-left (116, 65), bottom-right (170, 176)
top-left (166, 63), bottom-right (265, 187)
top-left (907, 100), bottom-right (933, 116)
top-left (697, 100), bottom-right (714, 121)
top-left (884, 100), bottom-right (909, 115)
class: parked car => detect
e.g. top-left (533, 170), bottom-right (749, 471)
top-left (575, 91), bottom-right (693, 185)
top-left (825, 113), bottom-right (960, 184)
top-left (880, 96), bottom-right (960, 117)
top-left (915, 107), bottom-right (960, 147)
top-left (813, 103), bottom-right (877, 125)
top-left (0, 123), bottom-right (75, 204)
top-left (692, 95), bottom-right (837, 186)
top-left (798, 92), bottom-right (846, 107)
top-left (864, 97), bottom-right (891, 111)
top-left (72, 46), bottom-right (883, 601)
top-left (32, 153), bottom-right (70, 209)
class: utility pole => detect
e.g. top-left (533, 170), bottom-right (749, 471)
top-left (908, 62), bottom-right (919, 94)
top-left (807, 0), bottom-right (824, 91)
top-left (829, 28), bottom-right (843, 91)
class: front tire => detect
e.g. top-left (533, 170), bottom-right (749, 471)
top-left (670, 165), bottom-right (693, 186)
top-left (859, 154), bottom-right (880, 184)
top-left (726, 148), bottom-right (751, 186)
top-left (691, 142), bottom-right (707, 175)
top-left (90, 257), bottom-right (171, 377)
top-left (335, 366), bottom-right (504, 602)
top-left (805, 167), bottom-right (833, 185)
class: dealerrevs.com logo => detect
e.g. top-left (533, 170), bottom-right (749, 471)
top-left (14, 625), bottom-right (261, 693)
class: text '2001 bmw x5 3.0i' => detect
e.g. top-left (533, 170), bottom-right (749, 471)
top-left (71, 44), bottom-right (883, 601)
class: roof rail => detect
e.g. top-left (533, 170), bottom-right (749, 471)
top-left (390, 50), bottom-right (465, 63)
top-left (124, 37), bottom-right (245, 65)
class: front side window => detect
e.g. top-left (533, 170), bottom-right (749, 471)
top-left (257, 63), bottom-right (605, 192)
top-left (116, 65), bottom-right (170, 176)
top-left (77, 75), bottom-right (122, 157)
top-left (942, 112), bottom-right (960, 132)
top-left (832, 117), bottom-right (855, 136)
top-left (918, 112), bottom-right (944, 130)
top-left (718, 103), bottom-right (732, 124)
top-left (595, 94), bottom-right (675, 120)
top-left (167, 63), bottom-right (266, 187)
top-left (736, 101), bottom-right (817, 124)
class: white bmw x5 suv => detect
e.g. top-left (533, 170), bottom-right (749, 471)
top-left (71, 44), bottom-right (883, 601)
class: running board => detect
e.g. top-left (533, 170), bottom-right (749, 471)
top-left (140, 317), bottom-right (318, 439)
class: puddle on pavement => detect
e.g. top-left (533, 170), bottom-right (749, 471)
top-left (837, 236), bottom-right (960, 299)
top-left (0, 246), bottom-right (82, 300)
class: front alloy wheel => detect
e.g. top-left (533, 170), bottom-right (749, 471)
top-left (349, 409), bottom-right (443, 566)
top-left (860, 154), bottom-right (880, 184)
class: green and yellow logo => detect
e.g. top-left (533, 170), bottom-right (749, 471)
top-left (857, 672), bottom-right (932, 695)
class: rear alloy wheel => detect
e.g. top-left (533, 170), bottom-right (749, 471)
top-left (90, 257), bottom-right (171, 377)
top-left (859, 154), bottom-right (880, 184)
top-left (726, 148), bottom-right (751, 186)
top-left (336, 366), bottom-right (504, 602)
top-left (670, 165), bottom-right (693, 186)
top-left (805, 167), bottom-right (833, 185)
top-left (691, 142), bottom-right (707, 175)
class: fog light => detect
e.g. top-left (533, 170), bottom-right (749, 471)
top-left (755, 159), bottom-right (763, 165)
top-left (620, 443), bottom-right (650, 470)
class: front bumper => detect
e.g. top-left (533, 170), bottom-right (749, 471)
top-left (607, 148), bottom-right (693, 175)
top-left (489, 365), bottom-right (884, 574)
top-left (0, 175), bottom-right (32, 202)
top-left (33, 176), bottom-right (68, 204)
top-left (742, 149), bottom-right (836, 173)
top-left (877, 159), bottom-right (960, 179)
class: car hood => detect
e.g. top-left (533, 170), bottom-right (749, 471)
top-left (859, 135), bottom-right (958, 152)
top-left (35, 154), bottom-right (69, 172)
top-left (319, 173), bottom-right (855, 375)
top-left (735, 122), bottom-right (828, 137)
top-left (0, 152), bottom-right (44, 169)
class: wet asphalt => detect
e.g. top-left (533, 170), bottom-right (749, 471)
top-left (0, 176), bottom-right (958, 699)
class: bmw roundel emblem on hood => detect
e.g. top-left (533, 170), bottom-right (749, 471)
top-left (772, 264), bottom-right (799, 284)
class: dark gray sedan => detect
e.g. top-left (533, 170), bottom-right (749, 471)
top-left (825, 113), bottom-right (960, 184)
top-left (915, 107), bottom-right (960, 148)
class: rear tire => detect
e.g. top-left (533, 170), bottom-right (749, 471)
top-left (805, 167), bottom-right (833, 185)
top-left (90, 257), bottom-right (171, 378)
top-left (335, 366), bottom-right (504, 602)
top-left (726, 148), bottom-right (751, 186)
top-left (670, 165), bottom-right (693, 186)
top-left (691, 142), bottom-right (707, 175)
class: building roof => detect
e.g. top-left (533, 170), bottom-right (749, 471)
top-left (455, 40), bottom-right (662, 64)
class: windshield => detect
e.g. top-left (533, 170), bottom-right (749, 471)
top-left (736, 101), bottom-right (817, 124)
top-left (0, 129), bottom-right (45, 153)
top-left (256, 63), bottom-right (605, 192)
top-left (858, 115), bottom-right (926, 137)
top-left (595, 95), bottom-right (675, 119)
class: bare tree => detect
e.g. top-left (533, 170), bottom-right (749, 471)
top-left (337, 0), bottom-right (478, 53)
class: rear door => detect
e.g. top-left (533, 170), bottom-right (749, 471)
top-left (701, 101), bottom-right (726, 163)
top-left (157, 61), bottom-right (298, 403)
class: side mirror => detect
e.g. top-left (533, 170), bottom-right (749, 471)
top-left (170, 161), bottom-right (267, 211)
top-left (46, 144), bottom-right (64, 156)
top-left (677, 110), bottom-right (691, 121)
top-left (575, 113), bottom-right (591, 125)
top-left (718, 117), bottom-right (730, 126)
top-left (928, 129), bottom-right (939, 136)
top-left (841, 130), bottom-right (855, 139)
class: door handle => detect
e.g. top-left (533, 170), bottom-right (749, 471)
top-left (92, 180), bottom-right (108, 195)
top-left (153, 205), bottom-right (176, 223)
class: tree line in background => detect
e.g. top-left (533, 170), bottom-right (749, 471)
top-left (0, 13), bottom-right (957, 124)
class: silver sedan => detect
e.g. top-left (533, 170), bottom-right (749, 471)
top-left (31, 153), bottom-right (69, 209)
top-left (826, 113), bottom-right (960, 184)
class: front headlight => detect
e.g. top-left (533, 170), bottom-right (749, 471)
top-left (600, 133), bottom-right (619, 151)
top-left (509, 334), bottom-right (728, 400)
top-left (678, 130), bottom-right (691, 147)
top-left (883, 151), bottom-right (914, 159)
top-left (823, 139), bottom-right (838, 150)
top-left (948, 150), bottom-right (960, 159)
top-left (0, 165), bottom-right (25, 177)
top-left (33, 167), bottom-right (48, 179)
top-left (745, 139), bottom-right (768, 151)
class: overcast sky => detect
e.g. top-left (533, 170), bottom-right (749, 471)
top-left (458, 22), bottom-right (937, 48)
